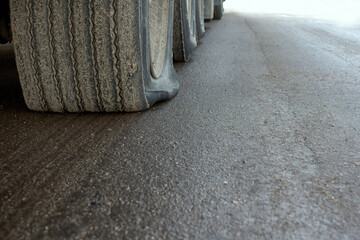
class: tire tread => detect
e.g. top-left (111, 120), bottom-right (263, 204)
top-left (68, 0), bottom-right (85, 111)
top-left (213, 0), bottom-right (223, 20)
top-left (26, 0), bottom-right (48, 111)
top-left (49, 0), bottom-right (66, 112)
top-left (11, 0), bottom-right (178, 112)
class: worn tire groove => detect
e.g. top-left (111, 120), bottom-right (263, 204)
top-left (111, 0), bottom-right (124, 111)
top-left (48, 0), bottom-right (66, 112)
top-left (26, 0), bottom-right (48, 111)
top-left (89, 0), bottom-right (104, 111)
top-left (68, 1), bottom-right (85, 111)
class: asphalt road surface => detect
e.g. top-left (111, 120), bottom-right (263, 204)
top-left (1, 10), bottom-right (360, 240)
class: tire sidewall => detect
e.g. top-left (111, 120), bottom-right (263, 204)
top-left (181, 0), bottom-right (197, 60)
top-left (142, 0), bottom-right (179, 106)
top-left (214, 0), bottom-right (223, 19)
top-left (196, 0), bottom-right (205, 40)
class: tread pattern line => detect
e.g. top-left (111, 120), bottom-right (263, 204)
top-left (68, 1), bottom-right (85, 111)
top-left (27, 0), bottom-right (48, 111)
top-left (89, 0), bottom-right (104, 111)
top-left (48, 0), bottom-right (66, 112)
top-left (111, 0), bottom-right (124, 111)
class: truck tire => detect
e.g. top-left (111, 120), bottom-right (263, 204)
top-left (213, 0), bottom-right (223, 20)
top-left (10, 0), bottom-right (179, 112)
top-left (196, 0), bottom-right (205, 40)
top-left (173, 0), bottom-right (197, 62)
top-left (204, 0), bottom-right (214, 21)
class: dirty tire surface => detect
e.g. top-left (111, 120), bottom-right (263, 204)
top-left (213, 0), bottom-right (223, 20)
top-left (173, 0), bottom-right (198, 62)
top-left (196, 0), bottom-right (205, 40)
top-left (10, 0), bottom-right (179, 112)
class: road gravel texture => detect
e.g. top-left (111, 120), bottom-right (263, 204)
top-left (1, 10), bottom-right (360, 240)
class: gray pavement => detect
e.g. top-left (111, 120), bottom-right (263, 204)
top-left (1, 11), bottom-right (360, 240)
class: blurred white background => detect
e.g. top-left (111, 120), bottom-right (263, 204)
top-left (224, 0), bottom-right (360, 26)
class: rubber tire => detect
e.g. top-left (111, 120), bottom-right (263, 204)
top-left (196, 0), bottom-right (205, 40)
top-left (173, 0), bottom-right (197, 62)
top-left (10, 0), bottom-right (179, 112)
top-left (213, 0), bottom-right (223, 20)
top-left (204, 0), bottom-right (214, 21)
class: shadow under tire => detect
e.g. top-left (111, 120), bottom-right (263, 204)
top-left (10, 0), bottom-right (179, 112)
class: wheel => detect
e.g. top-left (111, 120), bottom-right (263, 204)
top-left (173, 0), bottom-right (197, 62)
top-left (196, 0), bottom-right (205, 40)
top-left (213, 0), bottom-right (223, 20)
top-left (204, 0), bottom-right (214, 21)
top-left (10, 0), bottom-right (179, 112)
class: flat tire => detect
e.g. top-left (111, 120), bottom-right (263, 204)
top-left (196, 0), bottom-right (205, 40)
top-left (10, 0), bottom-right (179, 112)
top-left (173, 0), bottom-right (197, 62)
top-left (214, 0), bottom-right (223, 20)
